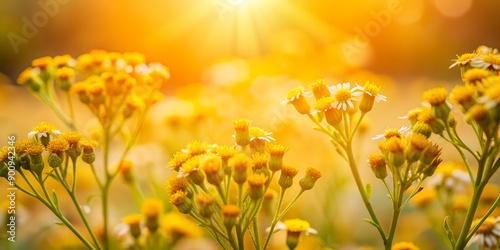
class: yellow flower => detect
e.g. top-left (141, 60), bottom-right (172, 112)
top-left (166, 175), bottom-right (190, 195)
top-left (463, 68), bottom-right (491, 84)
top-left (471, 53), bottom-right (500, 70)
top-left (160, 212), bottom-right (203, 239)
top-left (47, 138), bottom-right (69, 154)
top-left (392, 241), bottom-right (420, 250)
top-left (167, 151), bottom-right (191, 171)
top-left (282, 86), bottom-right (312, 114)
top-left (229, 153), bottom-right (250, 184)
top-left (122, 214), bottom-right (142, 238)
top-left (368, 153), bottom-right (387, 179)
top-left (270, 219), bottom-right (317, 250)
top-left (247, 174), bottom-right (268, 200)
top-left (329, 82), bottom-right (363, 111)
top-left (449, 52), bottom-right (477, 69)
top-left (195, 193), bottom-right (216, 218)
top-left (371, 126), bottom-right (409, 140)
top-left (182, 140), bottom-right (211, 156)
top-left (422, 87), bottom-right (451, 121)
top-left (32, 56), bottom-right (53, 71)
top-left (411, 188), bottom-right (436, 208)
top-left (61, 131), bottom-right (82, 145)
top-left (266, 143), bottom-right (287, 172)
top-left (359, 81), bottom-right (386, 113)
top-left (450, 84), bottom-right (476, 111)
top-left (478, 83), bottom-right (500, 109)
top-left (28, 122), bottom-right (61, 146)
top-left (299, 166), bottom-right (322, 190)
top-left (53, 54), bottom-right (75, 68)
top-left (178, 156), bottom-right (205, 186)
top-left (233, 118), bottom-right (251, 147)
top-left (142, 198), bottom-right (163, 232)
top-left (469, 217), bottom-right (500, 250)
top-left (222, 204), bottom-right (240, 229)
top-left (170, 190), bottom-right (192, 214)
top-left (201, 154), bottom-right (223, 186)
top-left (278, 164), bottom-right (299, 189)
top-left (309, 79), bottom-right (331, 100)
top-left (314, 96), bottom-right (342, 126)
top-left (118, 160), bottom-right (134, 183)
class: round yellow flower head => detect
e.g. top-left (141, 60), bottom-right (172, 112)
top-left (222, 204), bottom-right (240, 229)
top-left (284, 86), bottom-right (311, 115)
top-left (122, 214), bottom-right (142, 238)
top-left (266, 143), bottom-right (287, 172)
top-left (309, 79), bottom-right (330, 100)
top-left (170, 190), bottom-right (192, 214)
top-left (463, 68), bottom-right (490, 85)
top-left (233, 118), bottom-right (251, 147)
top-left (277, 219), bottom-right (317, 250)
top-left (195, 193), bottom-right (216, 218)
top-left (201, 154), bottom-right (223, 186)
top-left (411, 189), bottom-right (436, 208)
top-left (184, 140), bottom-right (210, 156)
top-left (28, 122), bottom-right (61, 146)
top-left (229, 153), bottom-right (251, 184)
top-left (161, 212), bottom-right (203, 239)
top-left (167, 152), bottom-right (191, 171)
top-left (299, 166), bottom-right (322, 190)
top-left (247, 174), bottom-right (268, 200)
top-left (278, 164), bottom-right (299, 189)
top-left (142, 198), bottom-right (163, 233)
top-left (166, 175), bottom-right (190, 195)
top-left (368, 153), bottom-right (387, 179)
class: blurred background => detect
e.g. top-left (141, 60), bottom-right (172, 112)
top-left (1, 0), bottom-right (500, 249)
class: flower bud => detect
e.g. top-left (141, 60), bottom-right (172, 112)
top-left (195, 193), bottom-right (216, 219)
top-left (122, 214), bottom-right (142, 238)
top-left (170, 190), bottom-right (193, 214)
top-left (368, 154), bottom-right (387, 179)
top-left (48, 153), bottom-right (63, 168)
top-left (233, 119), bottom-right (251, 147)
top-left (278, 164), bottom-right (299, 189)
top-left (222, 205), bottom-right (240, 229)
top-left (299, 166), bottom-right (322, 190)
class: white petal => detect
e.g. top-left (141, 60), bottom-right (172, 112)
top-left (38, 132), bottom-right (48, 138)
top-left (52, 130), bottom-right (61, 135)
top-left (266, 221), bottom-right (286, 234)
top-left (306, 227), bottom-right (318, 235)
top-left (28, 131), bottom-right (37, 138)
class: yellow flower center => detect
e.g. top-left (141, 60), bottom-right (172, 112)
top-left (422, 87), bottom-right (448, 105)
top-left (283, 219), bottom-right (310, 233)
top-left (47, 138), bottom-right (69, 153)
top-left (281, 164), bottom-right (299, 177)
top-left (334, 89), bottom-right (352, 102)
top-left (286, 87), bottom-right (304, 101)
top-left (482, 53), bottom-right (500, 66)
top-left (456, 53), bottom-right (477, 62)
top-left (314, 96), bottom-right (335, 110)
top-left (247, 174), bottom-right (268, 187)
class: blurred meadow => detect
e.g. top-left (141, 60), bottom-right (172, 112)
top-left (1, 0), bottom-right (500, 249)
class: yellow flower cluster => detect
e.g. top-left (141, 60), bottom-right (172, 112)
top-left (165, 119), bottom-right (321, 250)
top-left (369, 127), bottom-right (442, 190)
top-left (118, 198), bottom-right (203, 249)
top-left (16, 50), bottom-right (170, 132)
top-left (0, 122), bottom-right (97, 179)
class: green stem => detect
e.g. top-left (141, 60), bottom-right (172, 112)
top-left (345, 140), bottom-right (386, 245)
top-left (262, 188), bottom-right (286, 250)
top-left (385, 183), bottom-right (404, 250)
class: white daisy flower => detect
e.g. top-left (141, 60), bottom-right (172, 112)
top-left (328, 82), bottom-right (363, 111)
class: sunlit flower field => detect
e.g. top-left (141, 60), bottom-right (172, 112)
top-left (1, 1), bottom-right (500, 250)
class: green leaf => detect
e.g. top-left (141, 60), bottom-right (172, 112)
top-left (444, 216), bottom-right (456, 246)
top-left (54, 220), bottom-right (65, 226)
top-left (366, 183), bottom-right (372, 200)
top-left (52, 190), bottom-right (59, 211)
top-left (363, 219), bottom-right (382, 232)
